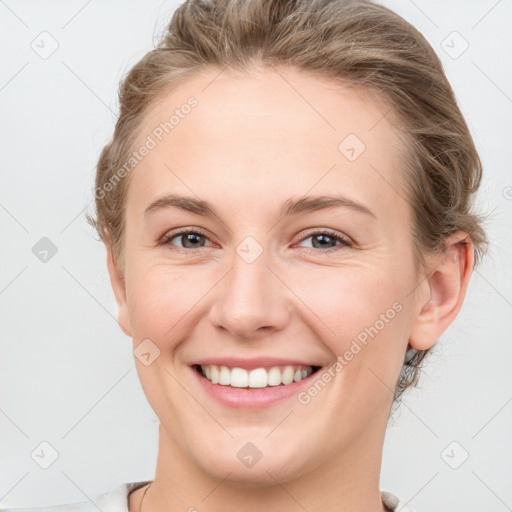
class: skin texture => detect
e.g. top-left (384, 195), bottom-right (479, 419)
top-left (104, 65), bottom-right (474, 512)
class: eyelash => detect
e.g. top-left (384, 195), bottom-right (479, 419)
top-left (296, 228), bottom-right (353, 253)
top-left (158, 228), bottom-right (353, 254)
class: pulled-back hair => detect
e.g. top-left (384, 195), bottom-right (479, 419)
top-left (87, 0), bottom-right (487, 400)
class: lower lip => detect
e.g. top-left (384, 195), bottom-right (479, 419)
top-left (191, 367), bottom-right (319, 409)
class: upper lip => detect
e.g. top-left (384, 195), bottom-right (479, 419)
top-left (191, 357), bottom-right (322, 370)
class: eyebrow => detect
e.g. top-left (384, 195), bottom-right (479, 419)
top-left (143, 194), bottom-right (376, 219)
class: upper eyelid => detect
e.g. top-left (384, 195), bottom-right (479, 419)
top-left (163, 228), bottom-right (216, 245)
top-left (295, 228), bottom-right (351, 243)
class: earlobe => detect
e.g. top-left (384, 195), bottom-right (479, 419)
top-left (106, 243), bottom-right (132, 337)
top-left (409, 233), bottom-right (474, 351)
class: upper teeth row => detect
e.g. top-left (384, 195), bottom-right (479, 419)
top-left (200, 365), bottom-right (313, 388)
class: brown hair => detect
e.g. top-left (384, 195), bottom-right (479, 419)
top-left (87, 0), bottom-right (487, 400)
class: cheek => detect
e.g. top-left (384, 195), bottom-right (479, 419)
top-left (295, 266), bottom-right (402, 347)
top-left (125, 265), bottom-right (214, 345)
top-left (294, 265), bottom-right (410, 402)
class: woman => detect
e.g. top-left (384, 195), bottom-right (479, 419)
top-left (3, 0), bottom-right (487, 510)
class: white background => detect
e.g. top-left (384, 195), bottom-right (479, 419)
top-left (1, 1), bottom-right (511, 510)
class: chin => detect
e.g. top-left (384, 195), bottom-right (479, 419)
top-left (191, 437), bottom-right (315, 488)
top-left (204, 459), bottom-right (305, 488)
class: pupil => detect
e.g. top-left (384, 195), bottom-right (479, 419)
top-left (184, 233), bottom-right (202, 248)
top-left (313, 234), bottom-right (333, 249)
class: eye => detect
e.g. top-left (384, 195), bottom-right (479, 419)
top-left (159, 228), bottom-right (352, 253)
top-left (295, 229), bottom-right (352, 252)
top-left (159, 229), bottom-right (214, 251)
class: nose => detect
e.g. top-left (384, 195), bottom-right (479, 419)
top-left (208, 244), bottom-right (291, 340)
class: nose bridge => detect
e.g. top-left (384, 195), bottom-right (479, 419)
top-left (209, 236), bottom-right (290, 338)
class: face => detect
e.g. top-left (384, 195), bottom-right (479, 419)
top-left (110, 65), bottom-right (430, 486)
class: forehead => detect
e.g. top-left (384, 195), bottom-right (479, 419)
top-left (129, 65), bottom-right (408, 217)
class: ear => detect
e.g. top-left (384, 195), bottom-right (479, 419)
top-left (409, 232), bottom-right (475, 350)
top-left (106, 242), bottom-right (132, 337)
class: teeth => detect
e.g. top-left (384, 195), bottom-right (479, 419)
top-left (219, 366), bottom-right (230, 385)
top-left (199, 364), bottom-right (314, 388)
top-left (210, 365), bottom-right (219, 384)
top-left (231, 367), bottom-right (248, 388)
top-left (267, 367), bottom-right (281, 386)
top-left (248, 368), bottom-right (267, 388)
top-left (281, 366), bottom-right (294, 385)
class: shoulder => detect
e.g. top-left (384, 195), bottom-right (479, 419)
top-left (3, 484), bottom-right (417, 512)
top-left (0, 481), bottom-right (152, 512)
top-left (381, 490), bottom-right (417, 512)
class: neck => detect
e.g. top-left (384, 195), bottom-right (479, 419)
top-left (142, 417), bottom-right (388, 512)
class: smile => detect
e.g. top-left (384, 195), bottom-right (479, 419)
top-left (196, 364), bottom-right (318, 388)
